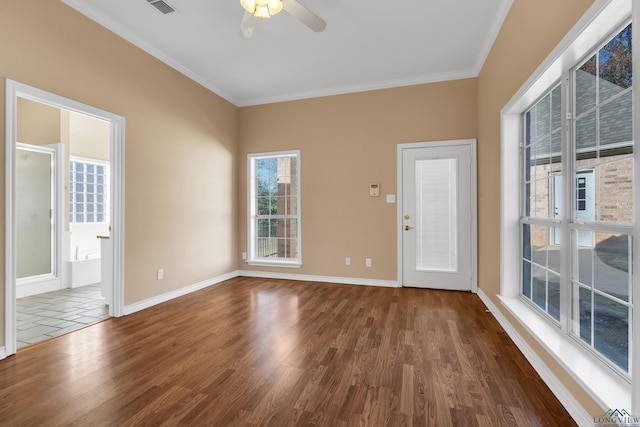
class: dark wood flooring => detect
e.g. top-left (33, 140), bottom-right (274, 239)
top-left (0, 277), bottom-right (576, 426)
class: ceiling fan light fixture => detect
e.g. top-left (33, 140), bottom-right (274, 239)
top-left (241, 0), bottom-right (283, 19)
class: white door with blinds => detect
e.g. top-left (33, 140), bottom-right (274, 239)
top-left (400, 141), bottom-right (475, 291)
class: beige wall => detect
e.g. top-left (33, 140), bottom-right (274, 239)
top-left (238, 80), bottom-right (477, 279)
top-left (0, 0), bottom-right (239, 346)
top-left (67, 111), bottom-right (110, 161)
top-left (477, 0), bottom-right (600, 414)
top-left (0, 0), bottom-right (614, 415)
top-left (17, 97), bottom-right (61, 145)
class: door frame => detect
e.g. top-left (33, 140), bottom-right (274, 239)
top-left (396, 139), bottom-right (478, 292)
top-left (4, 79), bottom-right (126, 357)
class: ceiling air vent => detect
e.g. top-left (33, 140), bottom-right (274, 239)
top-left (147, 0), bottom-right (176, 14)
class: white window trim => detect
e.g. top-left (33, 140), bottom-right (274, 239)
top-left (500, 0), bottom-right (638, 413)
top-left (247, 150), bottom-right (302, 268)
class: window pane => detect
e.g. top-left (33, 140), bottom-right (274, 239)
top-left (577, 238), bottom-right (593, 286)
top-left (257, 238), bottom-right (277, 257)
top-left (257, 218), bottom-right (272, 238)
top-left (532, 264), bottom-right (546, 310)
top-left (522, 260), bottom-right (532, 298)
top-left (534, 94), bottom-right (551, 137)
top-left (575, 55), bottom-right (597, 116)
top-left (415, 158), bottom-right (457, 272)
top-left (594, 294), bottom-right (628, 372)
top-left (600, 91), bottom-right (633, 149)
top-left (596, 159), bottom-right (633, 223)
top-left (575, 110), bottom-right (597, 153)
top-left (594, 233), bottom-right (630, 302)
top-left (257, 196), bottom-right (273, 215)
top-left (284, 219), bottom-right (298, 238)
top-left (599, 23), bottom-right (632, 104)
top-left (549, 273), bottom-right (561, 321)
top-left (574, 171), bottom-right (595, 222)
top-left (549, 227), bottom-right (561, 274)
top-left (530, 224), bottom-right (548, 267)
top-left (286, 196), bottom-right (298, 215)
top-left (522, 224), bottom-right (532, 262)
top-left (578, 286), bottom-right (592, 343)
top-left (551, 131), bottom-right (562, 161)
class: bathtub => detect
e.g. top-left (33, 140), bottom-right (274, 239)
top-left (69, 257), bottom-right (101, 287)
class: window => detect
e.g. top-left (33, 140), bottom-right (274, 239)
top-left (248, 151), bottom-right (301, 267)
top-left (521, 23), bottom-right (633, 376)
top-left (502, 0), bottom-right (636, 411)
top-left (69, 157), bottom-right (109, 224)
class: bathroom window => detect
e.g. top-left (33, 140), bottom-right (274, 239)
top-left (69, 157), bottom-right (109, 224)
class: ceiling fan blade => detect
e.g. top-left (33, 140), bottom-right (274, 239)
top-left (240, 11), bottom-right (257, 38)
top-left (284, 0), bottom-right (326, 32)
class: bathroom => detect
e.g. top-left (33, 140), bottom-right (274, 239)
top-left (16, 97), bottom-right (111, 347)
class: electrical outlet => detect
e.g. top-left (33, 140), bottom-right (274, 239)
top-left (242, 252), bottom-right (247, 260)
top-left (345, 257), bottom-right (351, 266)
top-left (157, 269), bottom-right (164, 280)
top-left (365, 258), bottom-right (372, 267)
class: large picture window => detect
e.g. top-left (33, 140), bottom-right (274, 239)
top-left (247, 151), bottom-right (301, 267)
top-left (520, 23), bottom-right (633, 375)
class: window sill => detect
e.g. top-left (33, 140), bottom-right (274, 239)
top-left (498, 295), bottom-right (630, 410)
top-left (247, 260), bottom-right (302, 269)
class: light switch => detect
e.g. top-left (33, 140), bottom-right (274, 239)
top-left (386, 194), bottom-right (395, 203)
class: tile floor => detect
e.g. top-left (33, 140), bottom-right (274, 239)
top-left (16, 284), bottom-right (109, 349)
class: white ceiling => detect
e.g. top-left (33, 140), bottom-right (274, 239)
top-left (61, 0), bottom-right (512, 107)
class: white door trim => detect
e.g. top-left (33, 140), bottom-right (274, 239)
top-left (397, 139), bottom-right (477, 292)
top-left (4, 79), bottom-right (126, 357)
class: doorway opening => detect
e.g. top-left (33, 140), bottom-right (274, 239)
top-left (4, 80), bottom-right (125, 356)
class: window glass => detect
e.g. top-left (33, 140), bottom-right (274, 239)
top-left (521, 22), bottom-right (633, 374)
top-left (69, 158), bottom-right (109, 224)
top-left (249, 152), bottom-right (301, 264)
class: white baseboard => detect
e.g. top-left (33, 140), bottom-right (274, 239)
top-left (0, 346), bottom-right (6, 360)
top-left (476, 289), bottom-right (593, 427)
top-left (16, 277), bottom-right (63, 298)
top-left (123, 271), bottom-right (240, 315)
top-left (123, 270), bottom-right (398, 316)
top-left (238, 270), bottom-right (400, 288)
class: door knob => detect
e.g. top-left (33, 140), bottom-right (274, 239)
top-left (404, 225), bottom-right (415, 231)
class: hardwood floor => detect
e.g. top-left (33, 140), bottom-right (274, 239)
top-left (0, 277), bottom-right (576, 426)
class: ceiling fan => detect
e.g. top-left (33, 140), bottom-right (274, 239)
top-left (239, 0), bottom-right (326, 38)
